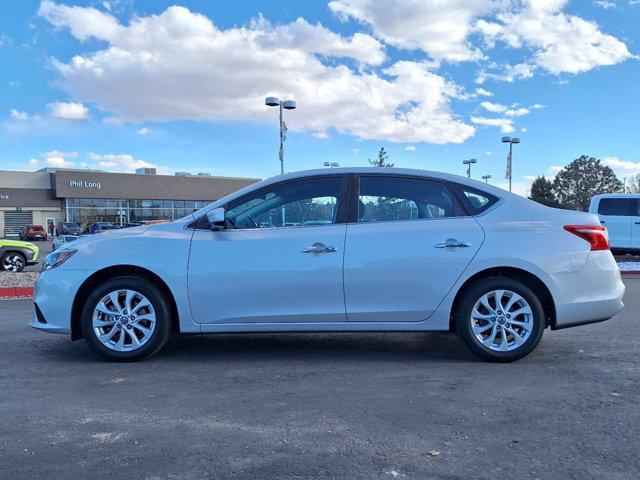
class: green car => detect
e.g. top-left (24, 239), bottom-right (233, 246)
top-left (0, 239), bottom-right (40, 272)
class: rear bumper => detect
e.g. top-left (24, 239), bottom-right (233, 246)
top-left (551, 251), bottom-right (625, 329)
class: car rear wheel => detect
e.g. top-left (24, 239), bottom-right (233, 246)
top-left (455, 277), bottom-right (545, 362)
top-left (80, 276), bottom-right (172, 361)
top-left (1, 252), bottom-right (26, 272)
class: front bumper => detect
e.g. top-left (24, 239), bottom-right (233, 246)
top-left (28, 268), bottom-right (93, 335)
top-left (551, 250), bottom-right (625, 329)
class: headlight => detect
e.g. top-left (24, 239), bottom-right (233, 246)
top-left (42, 249), bottom-right (77, 271)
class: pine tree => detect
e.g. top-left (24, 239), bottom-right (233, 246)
top-left (552, 155), bottom-right (623, 211)
top-left (529, 176), bottom-right (558, 207)
top-left (368, 147), bottom-right (394, 167)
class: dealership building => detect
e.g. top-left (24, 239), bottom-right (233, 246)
top-left (0, 168), bottom-right (260, 237)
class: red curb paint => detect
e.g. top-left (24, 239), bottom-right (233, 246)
top-left (0, 286), bottom-right (34, 298)
top-left (0, 287), bottom-right (16, 297)
top-left (14, 287), bottom-right (34, 297)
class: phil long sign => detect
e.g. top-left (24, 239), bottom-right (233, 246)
top-left (0, 193), bottom-right (9, 200)
top-left (69, 180), bottom-right (102, 190)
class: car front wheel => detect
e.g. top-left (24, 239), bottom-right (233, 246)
top-left (1, 252), bottom-right (26, 272)
top-left (80, 276), bottom-right (172, 361)
top-left (455, 277), bottom-right (545, 362)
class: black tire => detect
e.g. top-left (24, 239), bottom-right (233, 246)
top-left (1, 251), bottom-right (26, 272)
top-left (455, 277), bottom-right (545, 362)
top-left (80, 275), bottom-right (172, 361)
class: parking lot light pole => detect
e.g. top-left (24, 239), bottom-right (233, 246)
top-left (482, 174), bottom-right (492, 184)
top-left (502, 136), bottom-right (521, 192)
top-left (265, 97), bottom-right (297, 175)
top-left (462, 159), bottom-right (477, 178)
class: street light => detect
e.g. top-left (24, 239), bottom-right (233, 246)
top-left (462, 158), bottom-right (477, 178)
top-left (265, 97), bottom-right (297, 175)
top-left (482, 174), bottom-right (492, 184)
top-left (324, 162), bottom-right (340, 168)
top-left (502, 136), bottom-right (521, 192)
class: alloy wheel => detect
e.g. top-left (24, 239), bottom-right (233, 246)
top-left (2, 254), bottom-right (25, 272)
top-left (92, 289), bottom-right (156, 352)
top-left (469, 289), bottom-right (533, 352)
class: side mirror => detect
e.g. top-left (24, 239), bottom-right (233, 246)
top-left (206, 207), bottom-right (226, 229)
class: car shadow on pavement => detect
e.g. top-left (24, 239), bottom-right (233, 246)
top-left (36, 331), bottom-right (480, 364)
top-left (165, 332), bottom-right (477, 363)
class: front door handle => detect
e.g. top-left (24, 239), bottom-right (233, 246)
top-left (435, 238), bottom-right (472, 250)
top-left (301, 242), bottom-right (337, 255)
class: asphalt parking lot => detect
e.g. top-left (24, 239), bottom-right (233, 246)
top-left (0, 280), bottom-right (638, 479)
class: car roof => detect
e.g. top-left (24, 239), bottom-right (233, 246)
top-left (591, 193), bottom-right (640, 200)
top-left (262, 167), bottom-right (512, 198)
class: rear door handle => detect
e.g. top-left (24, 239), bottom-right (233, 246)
top-left (435, 238), bottom-right (471, 249)
top-left (301, 242), bottom-right (337, 255)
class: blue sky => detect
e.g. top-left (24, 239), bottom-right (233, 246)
top-left (0, 0), bottom-right (638, 194)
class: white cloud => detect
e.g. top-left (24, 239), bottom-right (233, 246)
top-left (485, 151), bottom-right (492, 155)
top-left (593, 1), bottom-right (616, 9)
top-left (137, 127), bottom-right (150, 135)
top-left (10, 109), bottom-right (30, 121)
top-left (404, 145), bottom-right (416, 151)
top-left (549, 165), bottom-right (564, 176)
top-left (253, 16), bottom-right (386, 66)
top-left (504, 107), bottom-right (530, 117)
top-left (476, 63), bottom-right (535, 84)
top-left (45, 156), bottom-right (76, 167)
top-left (46, 101), bottom-right (90, 120)
top-left (477, 0), bottom-right (633, 76)
top-left (27, 150), bottom-right (79, 169)
top-left (328, 0), bottom-right (498, 63)
top-left (480, 101), bottom-right (506, 113)
top-left (474, 88), bottom-right (493, 97)
top-left (87, 152), bottom-right (156, 172)
top-left (603, 156), bottom-right (640, 175)
top-left (39, 2), bottom-right (474, 144)
top-left (470, 116), bottom-right (515, 133)
top-left (43, 150), bottom-right (78, 159)
top-left (352, 148), bottom-right (362, 154)
top-left (522, 175), bottom-right (537, 181)
top-left (532, 103), bottom-right (546, 109)
top-left (330, 0), bottom-right (632, 79)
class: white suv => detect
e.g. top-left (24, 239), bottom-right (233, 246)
top-left (589, 194), bottom-right (640, 252)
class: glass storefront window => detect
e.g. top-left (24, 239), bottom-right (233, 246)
top-left (64, 198), bottom-right (205, 227)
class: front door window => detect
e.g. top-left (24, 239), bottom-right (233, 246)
top-left (225, 177), bottom-right (345, 229)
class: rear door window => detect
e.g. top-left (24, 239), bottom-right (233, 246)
top-left (357, 176), bottom-right (465, 223)
top-left (598, 198), bottom-right (636, 216)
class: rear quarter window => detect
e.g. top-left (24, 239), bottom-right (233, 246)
top-left (449, 183), bottom-right (499, 215)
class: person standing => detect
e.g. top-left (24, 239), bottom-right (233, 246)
top-left (49, 222), bottom-right (55, 237)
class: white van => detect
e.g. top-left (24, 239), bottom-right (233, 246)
top-left (589, 194), bottom-right (640, 251)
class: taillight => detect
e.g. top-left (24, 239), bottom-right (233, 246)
top-left (564, 225), bottom-right (610, 251)
top-left (28, 229), bottom-right (35, 234)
